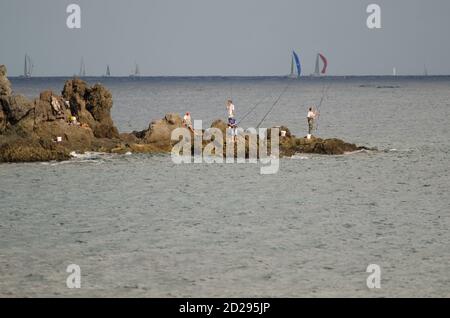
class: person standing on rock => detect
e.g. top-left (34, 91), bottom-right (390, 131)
top-left (183, 112), bottom-right (193, 132)
top-left (227, 100), bottom-right (235, 123)
top-left (228, 117), bottom-right (238, 143)
top-left (227, 100), bottom-right (237, 142)
top-left (307, 107), bottom-right (317, 139)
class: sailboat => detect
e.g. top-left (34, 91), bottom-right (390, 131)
top-left (79, 58), bottom-right (86, 77)
top-left (288, 51), bottom-right (301, 78)
top-left (392, 67), bottom-right (397, 77)
top-left (312, 53), bottom-right (328, 77)
top-left (104, 65), bottom-right (111, 77)
top-left (423, 65), bottom-right (428, 76)
top-left (129, 63), bottom-right (140, 78)
top-left (20, 54), bottom-right (33, 78)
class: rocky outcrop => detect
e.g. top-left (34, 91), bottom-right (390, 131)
top-left (0, 64), bottom-right (372, 162)
top-left (0, 65), bottom-right (123, 162)
top-left (0, 104), bottom-right (4, 133)
top-left (0, 65), bottom-right (12, 96)
top-left (0, 95), bottom-right (34, 133)
top-left (62, 79), bottom-right (119, 138)
top-left (0, 65), bottom-right (14, 133)
top-left (142, 113), bottom-right (183, 145)
top-left (279, 135), bottom-right (367, 156)
top-left (0, 137), bottom-right (70, 162)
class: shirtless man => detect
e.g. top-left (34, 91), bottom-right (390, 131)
top-left (307, 107), bottom-right (317, 139)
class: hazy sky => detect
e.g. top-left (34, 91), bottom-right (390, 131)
top-left (1, 0), bottom-right (450, 76)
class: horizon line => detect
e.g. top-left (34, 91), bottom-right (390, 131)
top-left (7, 75), bottom-right (450, 79)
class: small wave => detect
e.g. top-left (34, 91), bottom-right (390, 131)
top-left (344, 149), bottom-right (374, 155)
top-left (69, 151), bottom-right (107, 159)
top-left (383, 148), bottom-right (415, 154)
top-left (290, 154), bottom-right (310, 160)
top-left (40, 151), bottom-right (132, 166)
top-left (69, 151), bottom-right (121, 161)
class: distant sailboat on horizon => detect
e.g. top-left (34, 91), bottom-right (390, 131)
top-left (288, 51), bottom-right (301, 78)
top-left (312, 53), bottom-right (328, 77)
top-left (79, 58), bottom-right (86, 77)
top-left (21, 54), bottom-right (33, 78)
top-left (393, 67), bottom-right (397, 77)
top-left (104, 65), bottom-right (111, 77)
top-left (129, 63), bottom-right (140, 77)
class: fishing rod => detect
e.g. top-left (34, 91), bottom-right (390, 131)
top-left (315, 80), bottom-right (332, 112)
top-left (237, 93), bottom-right (271, 126)
top-left (230, 80), bottom-right (233, 100)
top-left (256, 81), bottom-right (292, 129)
top-left (315, 81), bottom-right (332, 132)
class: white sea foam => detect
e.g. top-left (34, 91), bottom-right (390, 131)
top-left (290, 154), bottom-right (310, 160)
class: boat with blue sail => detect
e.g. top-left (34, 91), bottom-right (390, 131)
top-left (288, 51), bottom-right (301, 78)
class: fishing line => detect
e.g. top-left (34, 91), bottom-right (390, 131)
top-left (230, 78), bottom-right (233, 100)
top-left (315, 81), bottom-right (332, 132)
top-left (237, 93), bottom-right (271, 126)
top-left (256, 81), bottom-right (292, 129)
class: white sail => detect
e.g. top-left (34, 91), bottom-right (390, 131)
top-left (135, 64), bottom-right (140, 76)
top-left (24, 55), bottom-right (27, 77)
top-left (314, 54), bottom-right (320, 76)
top-left (130, 63), bottom-right (141, 77)
top-left (24, 54), bottom-right (33, 78)
top-left (79, 58), bottom-right (86, 77)
top-left (312, 53), bottom-right (327, 77)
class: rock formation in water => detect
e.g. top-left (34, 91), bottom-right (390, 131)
top-left (0, 65), bottom-right (12, 96)
top-left (0, 66), bottom-right (122, 162)
top-left (62, 79), bottom-right (119, 139)
top-left (0, 64), bottom-right (371, 162)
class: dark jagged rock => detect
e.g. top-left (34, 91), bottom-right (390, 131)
top-left (0, 95), bottom-right (33, 125)
top-left (0, 65), bottom-right (12, 96)
top-left (0, 66), bottom-right (123, 162)
top-left (62, 79), bottom-right (119, 139)
top-left (61, 78), bottom-right (89, 113)
top-left (0, 104), bottom-right (5, 133)
top-left (86, 84), bottom-right (118, 138)
top-left (0, 64), bottom-right (372, 162)
top-left (35, 90), bottom-right (71, 123)
top-left (0, 95), bottom-right (38, 137)
top-left (279, 135), bottom-right (366, 157)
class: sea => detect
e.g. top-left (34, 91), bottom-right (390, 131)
top-left (0, 76), bottom-right (449, 297)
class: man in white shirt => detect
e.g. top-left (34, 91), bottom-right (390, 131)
top-left (227, 100), bottom-right (235, 120)
top-left (307, 107), bottom-right (317, 139)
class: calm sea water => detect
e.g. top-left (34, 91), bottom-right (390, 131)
top-left (0, 77), bottom-right (449, 297)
